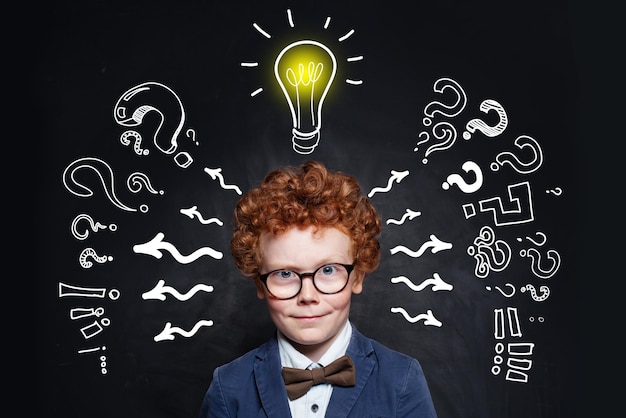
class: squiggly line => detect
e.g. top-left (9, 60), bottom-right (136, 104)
top-left (154, 320), bottom-right (214, 342)
top-left (133, 232), bottom-right (223, 263)
top-left (203, 167), bottom-right (242, 195)
top-left (391, 273), bottom-right (453, 291)
top-left (180, 205), bottom-right (224, 226)
top-left (368, 170), bottom-right (409, 197)
top-left (142, 279), bottom-right (214, 301)
top-left (386, 209), bottom-right (421, 225)
top-left (390, 234), bottom-right (452, 257)
top-left (390, 307), bottom-right (442, 327)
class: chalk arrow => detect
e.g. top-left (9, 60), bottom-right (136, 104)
top-left (368, 169), bottom-right (409, 197)
top-left (203, 167), bottom-right (242, 195)
top-left (391, 273), bottom-right (453, 291)
top-left (154, 320), bottom-right (214, 342)
top-left (180, 205), bottom-right (224, 226)
top-left (133, 232), bottom-right (223, 263)
top-left (386, 209), bottom-right (421, 225)
top-left (390, 234), bottom-right (452, 257)
top-left (391, 307), bottom-right (442, 327)
top-left (142, 279), bottom-right (214, 301)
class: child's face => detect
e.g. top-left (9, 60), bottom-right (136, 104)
top-left (256, 225), bottom-right (364, 361)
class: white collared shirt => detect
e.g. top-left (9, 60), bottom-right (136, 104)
top-left (278, 321), bottom-right (352, 418)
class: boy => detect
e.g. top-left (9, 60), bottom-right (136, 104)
top-left (199, 160), bottom-right (437, 417)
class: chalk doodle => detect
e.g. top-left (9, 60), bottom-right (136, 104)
top-left (367, 169), bottom-right (409, 197)
top-left (242, 8), bottom-right (363, 154)
top-left (203, 167), bottom-right (243, 195)
top-left (390, 308), bottom-right (443, 327)
top-left (133, 232), bottom-right (224, 263)
top-left (78, 247), bottom-right (113, 269)
top-left (70, 214), bottom-right (117, 240)
top-left (385, 208), bottom-right (421, 225)
top-left (486, 283), bottom-right (516, 298)
top-left (416, 77), bottom-right (467, 163)
top-left (492, 307), bottom-right (535, 383)
top-left (390, 234), bottom-right (453, 258)
top-left (491, 135), bottom-right (543, 174)
top-left (467, 226), bottom-right (512, 279)
top-left (142, 279), bottom-right (214, 302)
top-left (180, 205), bottom-right (224, 226)
top-left (62, 157), bottom-right (140, 212)
top-left (153, 320), bottom-right (214, 342)
top-left (391, 273), bottom-right (453, 292)
top-left (463, 99), bottom-right (508, 140)
top-left (113, 81), bottom-right (195, 168)
top-left (463, 181), bottom-right (535, 226)
top-left (442, 161), bottom-right (484, 193)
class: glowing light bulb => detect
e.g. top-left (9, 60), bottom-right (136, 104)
top-left (274, 40), bottom-right (337, 154)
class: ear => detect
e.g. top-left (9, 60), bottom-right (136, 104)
top-left (351, 270), bottom-right (365, 295)
top-left (254, 278), bottom-right (267, 300)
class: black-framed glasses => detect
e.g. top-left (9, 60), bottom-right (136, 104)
top-left (258, 263), bottom-right (355, 300)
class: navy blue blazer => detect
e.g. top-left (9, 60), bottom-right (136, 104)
top-left (199, 326), bottom-right (437, 417)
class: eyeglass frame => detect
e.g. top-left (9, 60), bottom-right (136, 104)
top-left (258, 262), bottom-right (355, 300)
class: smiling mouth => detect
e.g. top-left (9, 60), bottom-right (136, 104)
top-left (294, 315), bottom-right (324, 320)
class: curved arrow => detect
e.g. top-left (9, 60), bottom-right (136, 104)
top-left (154, 320), bottom-right (214, 342)
top-left (390, 307), bottom-right (442, 327)
top-left (142, 279), bottom-right (214, 301)
top-left (391, 273), bottom-right (453, 291)
top-left (390, 234), bottom-right (452, 257)
top-left (368, 170), bottom-right (409, 198)
top-left (133, 232), bottom-right (223, 263)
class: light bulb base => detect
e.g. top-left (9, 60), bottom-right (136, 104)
top-left (292, 128), bottom-right (320, 154)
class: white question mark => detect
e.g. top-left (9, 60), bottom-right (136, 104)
top-left (62, 157), bottom-right (138, 212)
top-left (422, 122), bottom-right (457, 164)
top-left (422, 77), bottom-right (468, 125)
top-left (442, 161), bottom-right (484, 193)
top-left (491, 135), bottom-right (544, 174)
top-left (463, 99), bottom-right (508, 139)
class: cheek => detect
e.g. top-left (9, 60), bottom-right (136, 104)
top-left (265, 298), bottom-right (288, 317)
top-left (326, 292), bottom-right (353, 311)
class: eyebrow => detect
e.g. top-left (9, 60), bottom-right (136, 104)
top-left (263, 259), bottom-right (348, 273)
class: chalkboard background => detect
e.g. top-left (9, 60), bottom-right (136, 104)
top-left (33, 0), bottom-right (594, 416)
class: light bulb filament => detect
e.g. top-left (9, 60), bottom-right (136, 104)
top-left (285, 62), bottom-right (325, 128)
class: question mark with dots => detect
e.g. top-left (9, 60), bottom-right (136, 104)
top-left (79, 247), bottom-right (113, 269)
top-left (520, 284), bottom-right (550, 301)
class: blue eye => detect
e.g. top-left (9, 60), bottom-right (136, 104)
top-left (278, 270), bottom-right (294, 279)
top-left (320, 264), bottom-right (338, 275)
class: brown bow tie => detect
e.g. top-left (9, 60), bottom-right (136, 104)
top-left (282, 354), bottom-right (356, 400)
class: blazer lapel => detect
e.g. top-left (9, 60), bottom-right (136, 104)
top-left (326, 328), bottom-right (375, 417)
top-left (253, 338), bottom-right (293, 417)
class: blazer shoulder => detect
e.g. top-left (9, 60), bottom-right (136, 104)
top-left (350, 327), bottom-right (417, 364)
top-left (215, 336), bottom-right (278, 375)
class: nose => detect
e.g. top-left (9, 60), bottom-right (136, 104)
top-left (297, 275), bottom-right (319, 303)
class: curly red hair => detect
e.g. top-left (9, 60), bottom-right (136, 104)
top-left (231, 160), bottom-right (381, 278)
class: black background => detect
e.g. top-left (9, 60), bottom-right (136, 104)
top-left (29, 0), bottom-right (616, 416)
